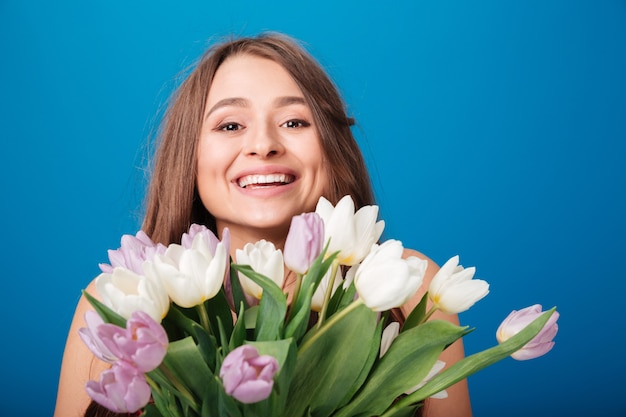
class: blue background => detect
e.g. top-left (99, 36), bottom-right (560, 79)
top-left (1, 1), bottom-right (625, 416)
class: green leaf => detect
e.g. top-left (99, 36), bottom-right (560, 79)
top-left (229, 258), bottom-right (249, 312)
top-left (287, 249), bottom-right (336, 323)
top-left (232, 264), bottom-right (287, 341)
top-left (82, 290), bottom-right (126, 327)
top-left (329, 279), bottom-right (357, 318)
top-left (383, 404), bottom-right (422, 417)
top-left (139, 403), bottom-right (164, 417)
top-left (148, 365), bottom-right (197, 416)
top-left (337, 316), bottom-right (385, 409)
top-left (204, 289), bottom-right (234, 341)
top-left (216, 316), bottom-right (231, 356)
top-left (244, 305), bottom-right (259, 329)
top-left (214, 376), bottom-right (242, 417)
top-left (229, 302), bottom-right (247, 351)
top-left (161, 337), bottom-right (216, 405)
top-left (334, 320), bottom-right (469, 417)
top-left (283, 284), bottom-right (315, 342)
top-left (401, 292), bottom-right (428, 331)
top-left (285, 301), bottom-right (378, 417)
top-left (383, 308), bottom-right (558, 415)
top-left (163, 306), bottom-right (217, 370)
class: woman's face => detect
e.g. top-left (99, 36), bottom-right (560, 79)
top-left (197, 54), bottom-right (329, 244)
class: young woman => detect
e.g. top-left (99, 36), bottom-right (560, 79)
top-left (54, 33), bottom-right (472, 417)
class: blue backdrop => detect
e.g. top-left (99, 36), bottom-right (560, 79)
top-left (1, 1), bottom-right (625, 416)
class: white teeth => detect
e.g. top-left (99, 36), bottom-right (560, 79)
top-left (238, 174), bottom-right (295, 188)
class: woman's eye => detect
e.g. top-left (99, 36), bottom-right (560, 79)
top-left (217, 122), bottom-right (242, 132)
top-left (282, 119), bottom-right (310, 129)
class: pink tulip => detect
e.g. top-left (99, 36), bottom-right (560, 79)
top-left (496, 304), bottom-right (559, 360)
top-left (99, 230), bottom-right (165, 274)
top-left (85, 361), bottom-right (152, 413)
top-left (182, 223), bottom-right (220, 251)
top-left (219, 345), bottom-right (279, 403)
top-left (78, 311), bottom-right (118, 363)
top-left (284, 212), bottom-right (324, 274)
top-left (98, 311), bottom-right (168, 372)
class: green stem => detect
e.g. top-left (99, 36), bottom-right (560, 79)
top-left (421, 306), bottom-right (438, 324)
top-left (145, 374), bottom-right (162, 396)
top-left (316, 259), bottom-right (340, 329)
top-left (301, 298), bottom-right (364, 353)
top-left (287, 272), bottom-right (303, 321)
top-left (196, 302), bottom-right (211, 335)
top-left (156, 364), bottom-right (200, 414)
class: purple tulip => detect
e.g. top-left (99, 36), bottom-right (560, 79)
top-left (496, 304), bottom-right (559, 360)
top-left (99, 230), bottom-right (165, 274)
top-left (78, 311), bottom-right (117, 363)
top-left (182, 223), bottom-right (219, 250)
top-left (85, 361), bottom-right (152, 413)
top-left (283, 212), bottom-right (324, 274)
top-left (219, 345), bottom-right (279, 403)
top-left (98, 311), bottom-right (168, 373)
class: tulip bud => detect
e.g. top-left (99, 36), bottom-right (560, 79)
top-left (379, 322), bottom-right (400, 358)
top-left (315, 195), bottom-right (384, 266)
top-left (97, 311), bottom-right (168, 373)
top-left (284, 213), bottom-right (324, 275)
top-left (236, 240), bottom-right (284, 299)
top-left (220, 345), bottom-right (279, 403)
top-left (405, 360), bottom-right (448, 398)
top-left (354, 240), bottom-right (427, 311)
top-left (428, 255), bottom-right (489, 314)
top-left (496, 304), bottom-right (559, 360)
top-left (100, 230), bottom-right (165, 274)
top-left (96, 267), bottom-right (170, 322)
top-left (147, 231), bottom-right (229, 308)
top-left (85, 361), bottom-right (152, 413)
top-left (78, 311), bottom-right (117, 363)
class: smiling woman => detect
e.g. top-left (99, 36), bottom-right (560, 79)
top-left (54, 33), bottom-right (471, 417)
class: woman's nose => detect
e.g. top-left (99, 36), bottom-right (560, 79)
top-left (243, 124), bottom-right (285, 158)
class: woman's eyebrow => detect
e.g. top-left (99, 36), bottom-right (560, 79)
top-left (274, 96), bottom-right (307, 107)
top-left (205, 97), bottom-right (248, 119)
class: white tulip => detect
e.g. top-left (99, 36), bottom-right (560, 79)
top-left (315, 195), bottom-right (385, 266)
top-left (406, 360), bottom-right (448, 398)
top-left (428, 255), bottom-right (489, 314)
top-left (235, 240), bottom-right (284, 299)
top-left (147, 233), bottom-right (228, 308)
top-left (379, 322), bottom-right (400, 358)
top-left (95, 267), bottom-right (170, 322)
top-left (354, 240), bottom-right (427, 311)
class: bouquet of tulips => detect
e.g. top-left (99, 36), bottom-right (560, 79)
top-left (80, 195), bottom-right (559, 416)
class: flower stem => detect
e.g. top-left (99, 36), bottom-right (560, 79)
top-left (196, 302), bottom-right (211, 335)
top-left (316, 259), bottom-right (340, 329)
top-left (155, 364), bottom-right (200, 414)
top-left (287, 272), bottom-right (303, 320)
top-left (421, 306), bottom-right (438, 324)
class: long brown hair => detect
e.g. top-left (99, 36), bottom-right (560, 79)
top-left (141, 32), bottom-right (375, 245)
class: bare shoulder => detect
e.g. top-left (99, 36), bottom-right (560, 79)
top-left (54, 278), bottom-right (106, 417)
